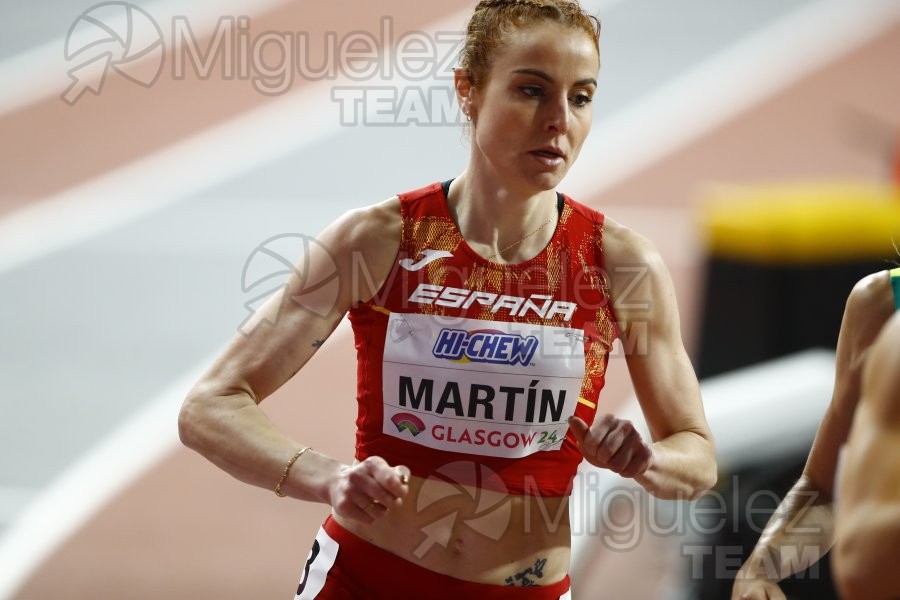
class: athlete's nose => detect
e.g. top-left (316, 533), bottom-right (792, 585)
top-left (544, 94), bottom-right (570, 135)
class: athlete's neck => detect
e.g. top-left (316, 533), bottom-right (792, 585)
top-left (447, 171), bottom-right (557, 260)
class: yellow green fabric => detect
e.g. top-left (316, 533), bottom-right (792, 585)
top-left (891, 267), bottom-right (900, 311)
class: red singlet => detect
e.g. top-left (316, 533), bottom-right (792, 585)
top-left (348, 181), bottom-right (619, 496)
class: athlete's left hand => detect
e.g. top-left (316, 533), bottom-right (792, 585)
top-left (568, 414), bottom-right (653, 478)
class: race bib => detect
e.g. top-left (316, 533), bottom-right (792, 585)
top-left (382, 313), bottom-right (586, 458)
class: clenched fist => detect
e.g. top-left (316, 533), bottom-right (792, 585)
top-left (568, 414), bottom-right (653, 478)
top-left (328, 456), bottom-right (411, 524)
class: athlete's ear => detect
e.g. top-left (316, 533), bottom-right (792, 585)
top-left (454, 67), bottom-right (477, 121)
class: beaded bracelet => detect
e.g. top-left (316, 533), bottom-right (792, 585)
top-left (274, 446), bottom-right (311, 497)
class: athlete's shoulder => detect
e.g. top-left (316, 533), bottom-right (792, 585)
top-left (397, 181), bottom-right (446, 203)
top-left (560, 192), bottom-right (605, 225)
top-left (328, 196), bottom-right (401, 257)
top-left (843, 270), bottom-right (895, 343)
top-left (599, 214), bottom-right (661, 267)
top-left (847, 270), bottom-right (893, 313)
top-left (324, 197), bottom-right (401, 304)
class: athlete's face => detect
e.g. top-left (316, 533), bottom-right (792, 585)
top-left (462, 22), bottom-right (599, 192)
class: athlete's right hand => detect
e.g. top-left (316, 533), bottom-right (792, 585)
top-left (731, 575), bottom-right (787, 600)
top-left (328, 456), bottom-right (411, 524)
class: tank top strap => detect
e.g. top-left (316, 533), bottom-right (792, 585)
top-left (890, 267), bottom-right (900, 311)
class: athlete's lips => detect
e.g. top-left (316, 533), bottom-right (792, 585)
top-left (531, 146), bottom-right (566, 160)
top-left (530, 146), bottom-right (566, 168)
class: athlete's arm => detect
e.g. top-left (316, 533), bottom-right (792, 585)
top-left (571, 220), bottom-right (716, 500)
top-left (833, 312), bottom-right (900, 600)
top-left (732, 271), bottom-right (894, 600)
top-left (178, 197), bottom-right (409, 524)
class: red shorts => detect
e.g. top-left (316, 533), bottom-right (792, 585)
top-left (294, 516), bottom-right (572, 599)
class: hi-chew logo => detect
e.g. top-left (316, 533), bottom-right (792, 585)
top-left (391, 412), bottom-right (425, 436)
top-left (433, 328), bottom-right (539, 366)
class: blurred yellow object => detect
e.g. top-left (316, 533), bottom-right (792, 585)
top-left (700, 182), bottom-right (900, 264)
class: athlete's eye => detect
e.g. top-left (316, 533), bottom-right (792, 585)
top-left (571, 93), bottom-right (593, 107)
top-left (521, 86), bottom-right (544, 98)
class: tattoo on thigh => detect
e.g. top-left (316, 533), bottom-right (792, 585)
top-left (505, 558), bottom-right (547, 586)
